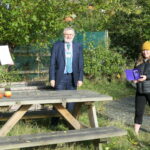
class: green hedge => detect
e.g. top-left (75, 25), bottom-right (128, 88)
top-left (84, 45), bottom-right (126, 79)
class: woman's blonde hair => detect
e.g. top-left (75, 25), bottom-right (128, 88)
top-left (135, 54), bottom-right (144, 67)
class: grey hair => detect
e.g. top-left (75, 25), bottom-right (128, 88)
top-left (63, 27), bottom-right (75, 35)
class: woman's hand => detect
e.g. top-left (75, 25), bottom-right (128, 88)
top-left (138, 75), bottom-right (147, 82)
top-left (133, 75), bottom-right (147, 83)
top-left (133, 80), bottom-right (138, 83)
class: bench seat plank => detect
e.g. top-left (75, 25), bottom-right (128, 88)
top-left (0, 126), bottom-right (127, 150)
top-left (0, 110), bottom-right (59, 121)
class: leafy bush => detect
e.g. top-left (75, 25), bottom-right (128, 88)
top-left (0, 66), bottom-right (22, 85)
top-left (84, 44), bottom-right (126, 79)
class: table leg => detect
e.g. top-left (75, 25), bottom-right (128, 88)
top-left (54, 104), bottom-right (83, 129)
top-left (0, 105), bottom-right (31, 136)
top-left (87, 103), bottom-right (99, 128)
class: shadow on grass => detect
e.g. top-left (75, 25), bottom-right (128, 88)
top-left (23, 117), bottom-right (70, 131)
top-left (21, 140), bottom-right (95, 150)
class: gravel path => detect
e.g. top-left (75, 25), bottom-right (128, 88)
top-left (104, 96), bottom-right (150, 133)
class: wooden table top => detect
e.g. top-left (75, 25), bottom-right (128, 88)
top-left (0, 90), bottom-right (113, 106)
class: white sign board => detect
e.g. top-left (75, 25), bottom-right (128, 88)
top-left (0, 45), bottom-right (14, 65)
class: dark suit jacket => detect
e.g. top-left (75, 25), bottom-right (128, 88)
top-left (49, 41), bottom-right (83, 87)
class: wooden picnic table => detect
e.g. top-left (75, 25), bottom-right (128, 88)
top-left (0, 89), bottom-right (113, 137)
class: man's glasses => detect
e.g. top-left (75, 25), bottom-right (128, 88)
top-left (64, 34), bottom-right (74, 36)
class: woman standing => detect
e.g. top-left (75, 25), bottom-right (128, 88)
top-left (133, 41), bottom-right (150, 135)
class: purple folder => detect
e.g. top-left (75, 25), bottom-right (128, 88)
top-left (125, 69), bottom-right (141, 81)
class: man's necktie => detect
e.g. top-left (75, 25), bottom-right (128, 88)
top-left (66, 43), bottom-right (72, 73)
top-left (67, 43), bottom-right (70, 49)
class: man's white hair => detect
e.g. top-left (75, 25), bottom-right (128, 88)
top-left (63, 27), bottom-right (75, 35)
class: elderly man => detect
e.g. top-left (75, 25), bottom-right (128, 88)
top-left (50, 27), bottom-right (83, 90)
top-left (49, 27), bottom-right (84, 125)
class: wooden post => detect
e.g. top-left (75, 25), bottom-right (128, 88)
top-left (87, 103), bottom-right (99, 128)
top-left (94, 139), bottom-right (103, 150)
top-left (0, 105), bottom-right (31, 136)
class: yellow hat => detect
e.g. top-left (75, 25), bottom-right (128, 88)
top-left (142, 41), bottom-right (150, 51)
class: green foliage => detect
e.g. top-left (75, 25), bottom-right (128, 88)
top-left (0, 0), bottom-right (142, 48)
top-left (1, 0), bottom-right (150, 79)
top-left (0, 0), bottom-right (67, 47)
top-left (84, 44), bottom-right (126, 79)
top-left (0, 0), bottom-right (102, 47)
top-left (107, 0), bottom-right (150, 60)
top-left (0, 66), bottom-right (21, 85)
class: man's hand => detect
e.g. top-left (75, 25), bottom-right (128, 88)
top-left (50, 80), bottom-right (55, 87)
top-left (77, 81), bottom-right (83, 87)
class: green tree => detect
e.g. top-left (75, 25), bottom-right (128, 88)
top-left (107, 0), bottom-right (150, 60)
top-left (1, 0), bottom-right (148, 61)
top-left (0, 0), bottom-right (67, 48)
top-left (0, 0), bottom-right (138, 48)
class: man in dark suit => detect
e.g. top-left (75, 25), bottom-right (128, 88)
top-left (49, 27), bottom-right (83, 124)
top-left (50, 27), bottom-right (83, 91)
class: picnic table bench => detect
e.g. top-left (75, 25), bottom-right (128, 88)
top-left (0, 89), bottom-right (127, 150)
top-left (0, 126), bottom-right (127, 150)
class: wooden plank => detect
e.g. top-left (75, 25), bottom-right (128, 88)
top-left (0, 105), bottom-right (31, 136)
top-left (54, 104), bottom-right (82, 129)
top-left (0, 90), bottom-right (113, 106)
top-left (0, 126), bottom-right (127, 150)
top-left (0, 126), bottom-right (127, 141)
top-left (0, 110), bottom-right (59, 121)
top-left (0, 111), bottom-right (88, 128)
top-left (0, 101), bottom-right (16, 107)
top-left (16, 70), bottom-right (48, 74)
top-left (87, 103), bottom-right (99, 128)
